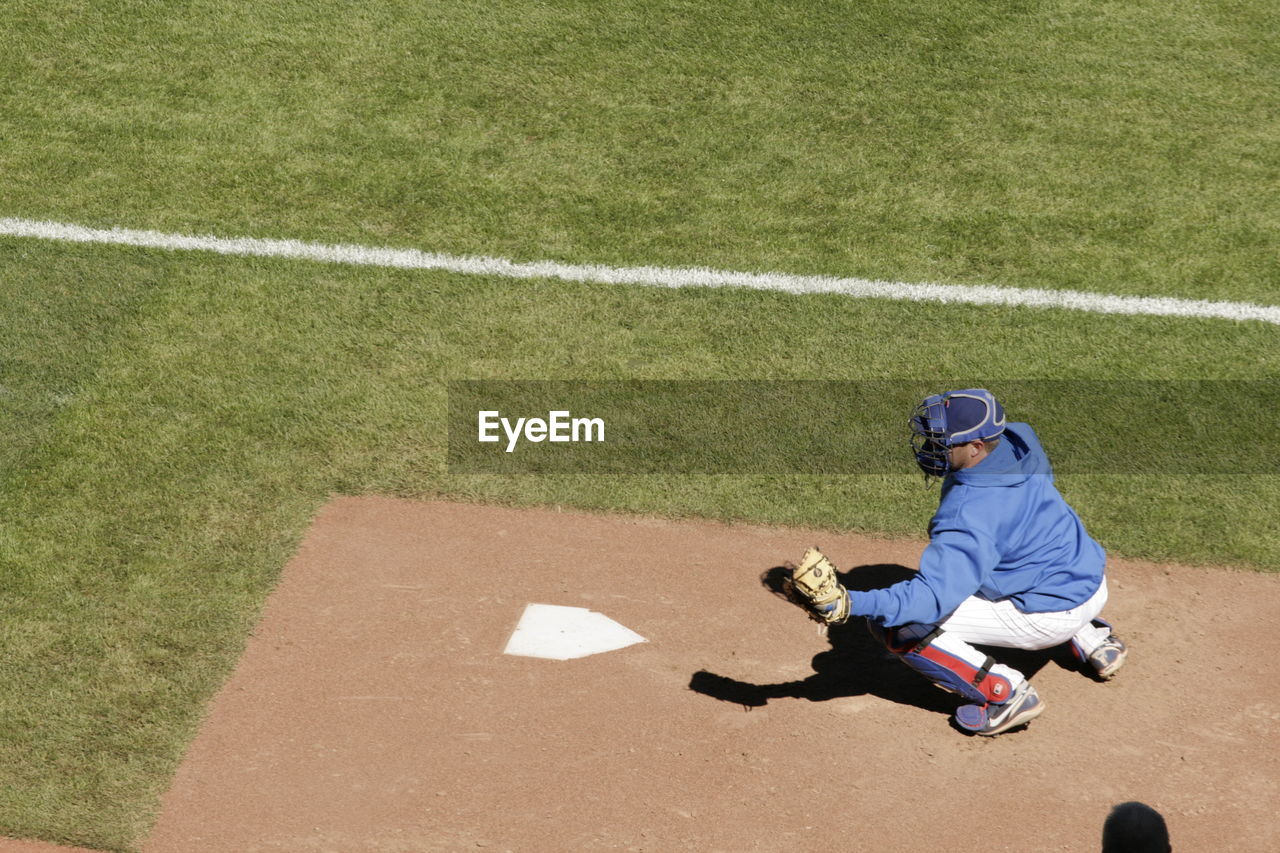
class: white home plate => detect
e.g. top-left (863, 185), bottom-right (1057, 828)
top-left (503, 603), bottom-right (647, 660)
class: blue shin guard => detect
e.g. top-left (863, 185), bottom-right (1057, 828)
top-left (869, 621), bottom-right (1016, 706)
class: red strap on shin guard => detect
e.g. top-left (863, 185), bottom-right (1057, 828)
top-left (915, 644), bottom-right (1012, 703)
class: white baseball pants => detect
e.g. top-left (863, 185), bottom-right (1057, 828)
top-left (930, 577), bottom-right (1113, 692)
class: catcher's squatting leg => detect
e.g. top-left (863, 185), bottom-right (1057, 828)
top-left (867, 621), bottom-right (1022, 705)
top-left (940, 578), bottom-right (1117, 669)
top-left (866, 579), bottom-right (1116, 708)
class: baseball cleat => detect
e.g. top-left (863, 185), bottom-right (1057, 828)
top-left (955, 682), bottom-right (1045, 736)
top-left (1087, 635), bottom-right (1127, 680)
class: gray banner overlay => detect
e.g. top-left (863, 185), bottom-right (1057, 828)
top-left (446, 380), bottom-right (1279, 474)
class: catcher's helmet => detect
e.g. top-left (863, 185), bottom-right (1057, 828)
top-left (909, 389), bottom-right (1006, 478)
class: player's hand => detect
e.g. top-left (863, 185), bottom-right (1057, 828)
top-left (783, 547), bottom-right (851, 625)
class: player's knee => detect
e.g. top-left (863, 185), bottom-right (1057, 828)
top-left (868, 621), bottom-right (936, 655)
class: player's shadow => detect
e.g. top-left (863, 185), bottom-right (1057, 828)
top-left (689, 564), bottom-right (1072, 718)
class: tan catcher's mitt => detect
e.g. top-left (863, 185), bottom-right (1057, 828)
top-left (785, 546), bottom-right (851, 625)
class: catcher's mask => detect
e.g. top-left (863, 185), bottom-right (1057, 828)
top-left (909, 389), bottom-right (1006, 479)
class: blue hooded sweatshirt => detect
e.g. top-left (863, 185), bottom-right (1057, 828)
top-left (849, 422), bottom-right (1105, 627)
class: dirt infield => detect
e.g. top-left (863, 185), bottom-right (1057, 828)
top-left (13, 496), bottom-right (1278, 851)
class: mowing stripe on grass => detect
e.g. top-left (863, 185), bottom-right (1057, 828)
top-left (3, 217), bottom-right (1278, 325)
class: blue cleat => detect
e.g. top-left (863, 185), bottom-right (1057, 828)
top-left (1087, 635), bottom-right (1128, 680)
top-left (955, 682), bottom-right (1045, 736)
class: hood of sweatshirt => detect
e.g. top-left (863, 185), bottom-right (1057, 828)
top-left (948, 422), bottom-right (1050, 487)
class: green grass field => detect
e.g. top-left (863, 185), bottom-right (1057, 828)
top-left (2, 0), bottom-right (1278, 849)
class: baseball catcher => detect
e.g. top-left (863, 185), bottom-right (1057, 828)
top-left (783, 388), bottom-right (1126, 736)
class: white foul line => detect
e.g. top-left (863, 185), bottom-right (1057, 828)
top-left (2, 216), bottom-right (1277, 325)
